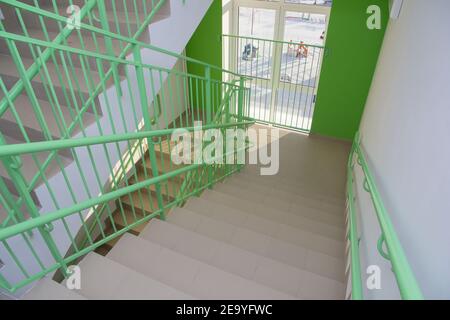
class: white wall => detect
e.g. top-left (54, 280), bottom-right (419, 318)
top-left (357, 0), bottom-right (450, 299)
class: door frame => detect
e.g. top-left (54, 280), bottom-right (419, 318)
top-left (229, 0), bottom-right (331, 129)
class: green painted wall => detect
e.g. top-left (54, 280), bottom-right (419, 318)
top-left (185, 0), bottom-right (222, 109)
top-left (311, 0), bottom-right (389, 140)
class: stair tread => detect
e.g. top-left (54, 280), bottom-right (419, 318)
top-left (165, 207), bottom-right (345, 283)
top-left (229, 172), bottom-right (345, 208)
top-left (187, 195), bottom-right (345, 241)
top-left (142, 151), bottom-right (186, 175)
top-left (23, 278), bottom-right (86, 300)
top-left (141, 218), bottom-right (346, 297)
top-left (0, 93), bottom-right (96, 141)
top-left (37, 1), bottom-right (169, 27)
top-left (108, 232), bottom-right (296, 299)
top-left (213, 179), bottom-right (344, 216)
top-left (238, 167), bottom-right (345, 203)
top-left (120, 189), bottom-right (160, 213)
top-left (110, 207), bottom-right (151, 235)
top-left (76, 252), bottom-right (193, 299)
top-left (167, 205), bottom-right (344, 261)
top-left (0, 53), bottom-right (101, 95)
top-left (130, 169), bottom-right (183, 199)
top-left (203, 189), bottom-right (344, 228)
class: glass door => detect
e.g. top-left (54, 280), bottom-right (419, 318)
top-left (227, 0), bottom-right (331, 132)
top-left (236, 6), bottom-right (277, 123)
top-left (273, 11), bottom-right (327, 130)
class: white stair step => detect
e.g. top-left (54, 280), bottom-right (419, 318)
top-left (226, 173), bottom-right (345, 210)
top-left (202, 189), bottom-right (344, 229)
top-left (0, 52), bottom-right (102, 92)
top-left (141, 219), bottom-right (345, 297)
top-left (20, 1), bottom-right (169, 36)
top-left (213, 180), bottom-right (344, 217)
top-left (0, 53), bottom-right (104, 111)
top-left (166, 208), bottom-right (345, 281)
top-left (22, 278), bottom-right (86, 300)
top-left (187, 195), bottom-right (345, 241)
top-left (76, 252), bottom-right (193, 299)
top-left (0, 93), bottom-right (96, 142)
top-left (107, 232), bottom-right (295, 299)
top-left (237, 166), bottom-right (345, 203)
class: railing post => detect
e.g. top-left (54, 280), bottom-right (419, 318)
top-left (133, 47), bottom-right (166, 220)
top-left (237, 76), bottom-right (245, 122)
top-left (205, 66), bottom-right (212, 124)
top-left (236, 77), bottom-right (246, 172)
top-left (97, 0), bottom-right (122, 96)
top-left (205, 67), bottom-right (213, 188)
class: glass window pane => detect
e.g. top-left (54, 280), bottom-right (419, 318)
top-left (284, 0), bottom-right (332, 6)
top-left (283, 11), bottom-right (327, 45)
top-left (238, 7), bottom-right (276, 79)
top-left (238, 7), bottom-right (276, 39)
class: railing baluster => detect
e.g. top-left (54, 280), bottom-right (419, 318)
top-left (133, 47), bottom-right (165, 220)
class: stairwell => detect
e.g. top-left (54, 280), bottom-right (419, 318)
top-left (23, 126), bottom-right (350, 300)
top-left (0, 0), bottom-right (213, 297)
top-left (0, 0), bottom-right (355, 300)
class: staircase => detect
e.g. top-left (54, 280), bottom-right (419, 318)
top-left (22, 127), bottom-right (348, 300)
top-left (0, 0), bottom-right (425, 301)
top-left (0, 0), bottom-right (216, 297)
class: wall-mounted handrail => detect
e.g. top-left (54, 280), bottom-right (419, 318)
top-left (347, 132), bottom-right (423, 300)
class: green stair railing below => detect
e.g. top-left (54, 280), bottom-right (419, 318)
top-left (0, 0), bottom-right (253, 293)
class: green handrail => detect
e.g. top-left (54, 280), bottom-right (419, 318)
top-left (0, 0), bottom-right (244, 88)
top-left (347, 132), bottom-right (423, 300)
top-left (0, 0), bottom-right (253, 293)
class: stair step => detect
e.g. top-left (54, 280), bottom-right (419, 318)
top-left (229, 172), bottom-right (345, 208)
top-left (213, 179), bottom-right (344, 216)
top-left (108, 232), bottom-right (295, 299)
top-left (119, 188), bottom-right (162, 214)
top-left (22, 278), bottom-right (86, 300)
top-left (141, 219), bottom-right (345, 298)
top-left (141, 152), bottom-right (187, 181)
top-left (130, 169), bottom-right (183, 199)
top-left (203, 189), bottom-right (344, 228)
top-left (154, 139), bottom-right (182, 157)
top-left (18, 2), bottom-right (161, 38)
top-left (238, 167), bottom-right (345, 203)
top-left (110, 207), bottom-right (152, 235)
top-left (118, 190), bottom-right (174, 217)
top-left (166, 207), bottom-right (345, 281)
top-left (186, 196), bottom-right (345, 241)
top-left (75, 252), bottom-right (192, 299)
top-left (0, 53), bottom-right (103, 109)
top-left (0, 93), bottom-right (96, 142)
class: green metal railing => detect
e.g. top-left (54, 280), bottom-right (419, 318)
top-left (223, 34), bottom-right (325, 132)
top-left (0, 0), bottom-right (253, 292)
top-left (346, 133), bottom-right (423, 300)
